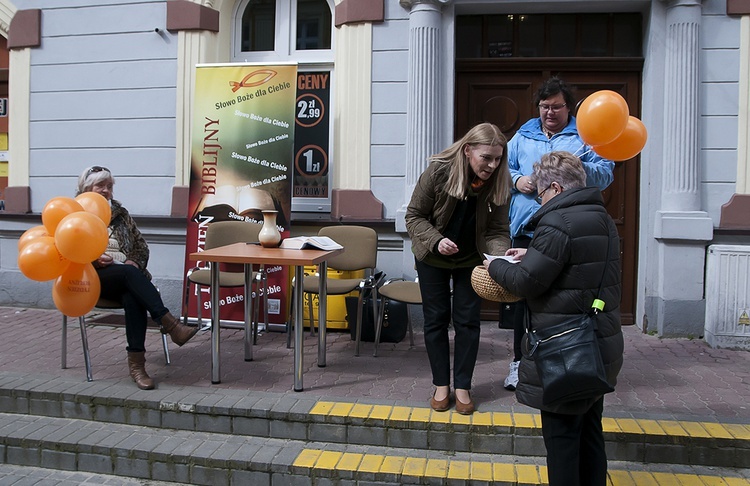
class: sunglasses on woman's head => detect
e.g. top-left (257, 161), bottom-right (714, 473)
top-left (87, 166), bottom-right (110, 177)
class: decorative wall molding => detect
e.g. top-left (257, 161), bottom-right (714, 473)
top-left (728, 0), bottom-right (750, 15)
top-left (331, 189), bottom-right (383, 219)
top-left (167, 0), bottom-right (219, 32)
top-left (335, 0), bottom-right (384, 27)
top-left (4, 186), bottom-right (30, 214)
top-left (8, 9), bottom-right (40, 49)
top-left (720, 194), bottom-right (750, 228)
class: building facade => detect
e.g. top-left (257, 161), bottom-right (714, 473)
top-left (0, 0), bottom-right (748, 338)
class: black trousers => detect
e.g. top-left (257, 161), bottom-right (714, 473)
top-left (415, 260), bottom-right (481, 390)
top-left (97, 264), bottom-right (168, 353)
top-left (508, 236), bottom-right (532, 361)
top-left (540, 397), bottom-right (607, 486)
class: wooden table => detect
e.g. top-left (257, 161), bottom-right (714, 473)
top-left (189, 242), bottom-right (343, 390)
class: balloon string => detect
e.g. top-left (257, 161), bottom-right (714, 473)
top-left (573, 144), bottom-right (592, 158)
top-left (577, 147), bottom-right (594, 158)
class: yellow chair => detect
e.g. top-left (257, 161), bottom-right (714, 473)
top-left (373, 278), bottom-right (420, 357)
top-left (183, 220), bottom-right (268, 342)
top-left (287, 225), bottom-right (379, 356)
top-left (61, 297), bottom-right (171, 382)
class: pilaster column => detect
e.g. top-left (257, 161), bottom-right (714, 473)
top-left (661, 0), bottom-right (701, 211)
top-left (396, 0), bottom-right (449, 234)
top-left (650, 0), bottom-right (713, 337)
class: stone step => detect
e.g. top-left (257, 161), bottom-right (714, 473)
top-left (1, 375), bottom-right (748, 471)
top-left (0, 413), bottom-right (748, 486)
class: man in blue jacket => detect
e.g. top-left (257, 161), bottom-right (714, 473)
top-left (503, 77), bottom-right (614, 390)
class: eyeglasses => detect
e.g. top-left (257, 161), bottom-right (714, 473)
top-left (538, 103), bottom-right (567, 113)
top-left (535, 184), bottom-right (553, 204)
top-left (86, 166), bottom-right (110, 177)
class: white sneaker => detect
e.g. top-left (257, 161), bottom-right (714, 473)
top-left (504, 360), bottom-right (520, 390)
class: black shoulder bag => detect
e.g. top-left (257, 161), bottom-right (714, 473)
top-left (524, 240), bottom-right (615, 406)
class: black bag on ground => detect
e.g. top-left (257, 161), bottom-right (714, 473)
top-left (346, 295), bottom-right (408, 343)
top-left (525, 311), bottom-right (614, 406)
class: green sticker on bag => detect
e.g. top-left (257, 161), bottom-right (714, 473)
top-left (592, 299), bottom-right (605, 312)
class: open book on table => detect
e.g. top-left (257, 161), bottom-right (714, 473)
top-left (280, 236), bottom-right (343, 251)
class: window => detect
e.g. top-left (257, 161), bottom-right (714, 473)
top-left (234, 0), bottom-right (333, 63)
top-left (232, 0), bottom-right (335, 212)
top-left (456, 13), bottom-right (643, 58)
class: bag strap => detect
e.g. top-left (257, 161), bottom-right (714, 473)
top-left (590, 231), bottom-right (611, 315)
top-left (525, 227), bottom-right (612, 335)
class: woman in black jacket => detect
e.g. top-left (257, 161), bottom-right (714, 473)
top-left (485, 151), bottom-right (623, 486)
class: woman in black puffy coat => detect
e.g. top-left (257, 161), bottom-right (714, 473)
top-left (486, 151), bottom-right (623, 486)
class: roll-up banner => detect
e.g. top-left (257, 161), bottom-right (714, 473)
top-left (183, 63), bottom-right (297, 328)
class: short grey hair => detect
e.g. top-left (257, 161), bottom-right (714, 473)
top-left (77, 166), bottom-right (114, 195)
top-left (531, 151), bottom-right (586, 191)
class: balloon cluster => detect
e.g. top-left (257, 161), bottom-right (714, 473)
top-left (17, 193), bottom-right (111, 317)
top-left (576, 90), bottom-right (648, 162)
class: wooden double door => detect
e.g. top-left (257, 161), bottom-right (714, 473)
top-left (456, 59), bottom-right (642, 325)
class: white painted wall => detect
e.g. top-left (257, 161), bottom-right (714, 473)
top-left (24, 0), bottom-right (179, 215)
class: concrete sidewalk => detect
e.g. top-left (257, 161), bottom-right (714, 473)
top-left (1, 305), bottom-right (748, 424)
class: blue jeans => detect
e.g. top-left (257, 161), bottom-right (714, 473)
top-left (415, 260), bottom-right (481, 390)
top-left (97, 264), bottom-right (168, 352)
top-left (541, 397), bottom-right (607, 486)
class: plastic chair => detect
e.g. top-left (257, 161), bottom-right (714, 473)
top-left (183, 220), bottom-right (269, 342)
top-left (287, 225), bottom-right (379, 356)
top-left (373, 278), bottom-right (420, 357)
top-left (61, 297), bottom-right (171, 382)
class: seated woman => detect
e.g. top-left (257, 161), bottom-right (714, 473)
top-left (77, 166), bottom-right (198, 390)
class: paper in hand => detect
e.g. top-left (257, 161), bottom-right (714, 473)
top-left (484, 253), bottom-right (520, 264)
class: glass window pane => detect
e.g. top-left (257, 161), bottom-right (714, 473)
top-left (456, 16), bottom-right (483, 58)
top-left (613, 14), bottom-right (642, 56)
top-left (241, 0), bottom-right (276, 52)
top-left (517, 15), bottom-right (544, 57)
top-left (297, 0), bottom-right (332, 50)
top-left (549, 14), bottom-right (576, 57)
top-left (581, 14), bottom-right (608, 56)
top-left (487, 15), bottom-right (513, 58)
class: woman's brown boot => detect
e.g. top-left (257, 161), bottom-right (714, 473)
top-left (159, 311), bottom-right (199, 346)
top-left (127, 351), bottom-right (155, 390)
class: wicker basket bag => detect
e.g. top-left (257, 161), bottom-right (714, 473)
top-left (470, 266), bottom-right (521, 303)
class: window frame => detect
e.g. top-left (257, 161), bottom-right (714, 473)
top-left (231, 0), bottom-right (335, 213)
top-left (232, 0), bottom-right (335, 64)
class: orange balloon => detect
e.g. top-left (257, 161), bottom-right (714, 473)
top-left (75, 192), bottom-right (111, 225)
top-left (54, 212), bottom-right (109, 264)
top-left (593, 116), bottom-right (648, 162)
top-left (17, 235), bottom-right (70, 281)
top-left (576, 90), bottom-right (630, 146)
top-left (52, 263), bottom-right (101, 317)
top-left (42, 197), bottom-right (84, 236)
top-left (18, 225), bottom-right (50, 250)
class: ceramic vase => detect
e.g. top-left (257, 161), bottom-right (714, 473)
top-left (259, 210), bottom-right (281, 248)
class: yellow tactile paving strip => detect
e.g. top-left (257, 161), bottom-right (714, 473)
top-left (309, 401), bottom-right (750, 440)
top-left (304, 401), bottom-right (750, 484)
top-left (293, 448), bottom-right (750, 484)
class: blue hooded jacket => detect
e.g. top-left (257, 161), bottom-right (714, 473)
top-left (508, 116), bottom-right (614, 238)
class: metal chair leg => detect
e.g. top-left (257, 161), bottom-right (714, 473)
top-left (373, 297), bottom-right (388, 357)
top-left (78, 316), bottom-right (93, 382)
top-left (306, 293), bottom-right (316, 336)
top-left (62, 315), bottom-right (68, 370)
top-left (182, 281), bottom-right (192, 326)
top-left (161, 333), bottom-right (171, 365)
top-left (287, 286), bottom-right (295, 349)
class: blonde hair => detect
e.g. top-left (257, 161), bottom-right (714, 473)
top-left (431, 122), bottom-right (511, 206)
top-left (77, 166), bottom-right (114, 195)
